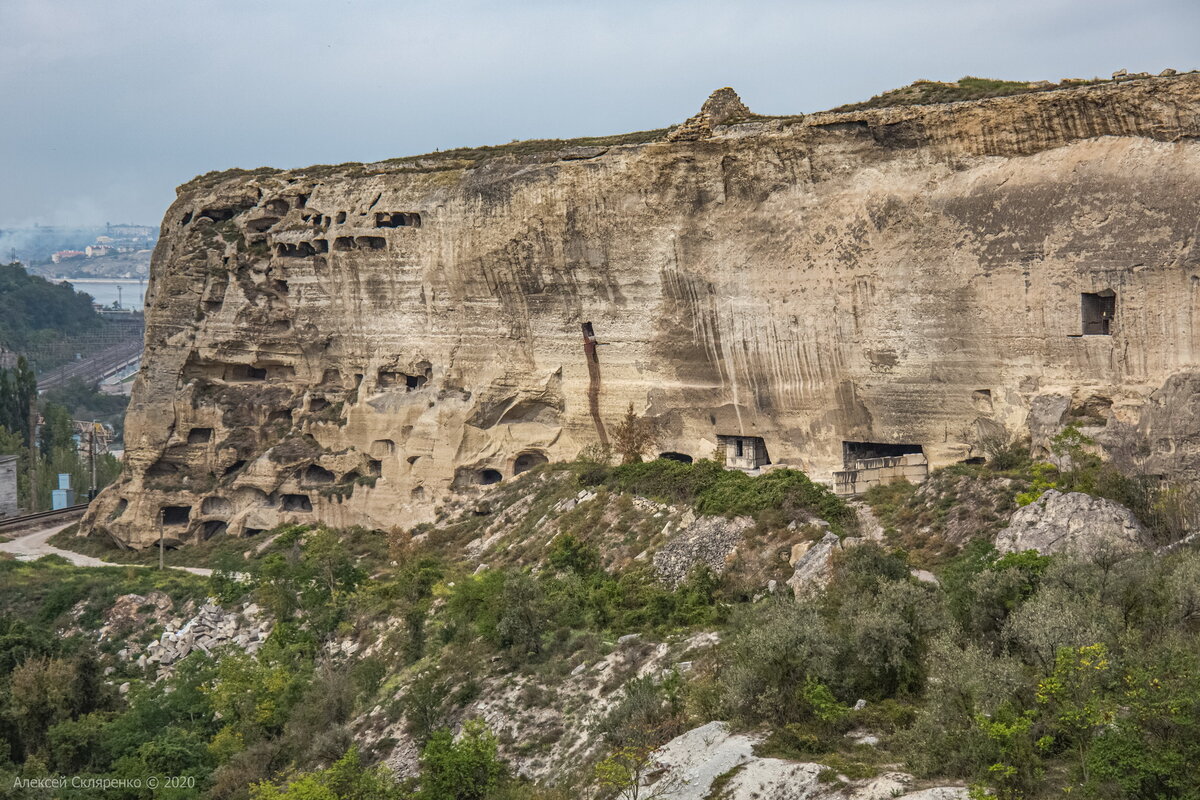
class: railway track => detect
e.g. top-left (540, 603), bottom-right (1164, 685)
top-left (0, 504), bottom-right (89, 536)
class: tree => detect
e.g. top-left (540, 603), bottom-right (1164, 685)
top-left (612, 404), bottom-right (657, 465)
top-left (418, 720), bottom-right (505, 800)
top-left (38, 402), bottom-right (73, 457)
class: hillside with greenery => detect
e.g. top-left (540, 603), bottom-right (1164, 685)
top-left (3, 440), bottom-right (1197, 799)
top-left (0, 263), bottom-right (105, 360)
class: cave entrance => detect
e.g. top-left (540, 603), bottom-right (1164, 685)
top-left (842, 441), bottom-right (924, 467)
top-left (281, 494), bottom-right (313, 512)
top-left (187, 427), bottom-right (213, 444)
top-left (161, 506), bottom-right (191, 526)
top-left (658, 452), bottom-right (693, 464)
top-left (477, 469), bottom-right (503, 485)
top-left (513, 451), bottom-right (549, 475)
top-left (1081, 290), bottom-right (1115, 335)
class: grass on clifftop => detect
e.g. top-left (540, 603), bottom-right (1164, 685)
top-left (829, 75), bottom-right (1100, 112)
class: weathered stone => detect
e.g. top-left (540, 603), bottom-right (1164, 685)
top-left (653, 514), bottom-right (753, 586)
top-left (786, 533), bottom-right (842, 596)
top-left (78, 74), bottom-right (1200, 548)
top-left (995, 490), bottom-right (1151, 557)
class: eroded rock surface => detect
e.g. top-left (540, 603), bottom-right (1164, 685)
top-left (995, 490), bottom-right (1151, 557)
top-left (80, 74), bottom-right (1200, 547)
top-left (640, 721), bottom-right (967, 800)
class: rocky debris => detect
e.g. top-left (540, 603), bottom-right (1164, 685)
top-left (640, 721), bottom-right (967, 800)
top-left (995, 490), bottom-right (1151, 558)
top-left (787, 532), bottom-right (864, 596)
top-left (552, 488), bottom-right (598, 515)
top-left (852, 501), bottom-right (885, 541)
top-left (95, 591), bottom-right (176, 640)
top-left (668, 87), bottom-right (753, 141)
top-left (129, 600), bottom-right (272, 680)
top-left (653, 512), bottom-right (754, 586)
top-left (384, 630), bottom-right (721, 782)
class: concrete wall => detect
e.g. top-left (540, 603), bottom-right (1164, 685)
top-left (0, 455), bottom-right (18, 518)
top-left (833, 453), bottom-right (929, 497)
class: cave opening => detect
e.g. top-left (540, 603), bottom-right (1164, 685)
top-left (513, 451), bottom-right (549, 475)
top-left (161, 506), bottom-right (191, 526)
top-left (187, 427), bottom-right (213, 444)
top-left (202, 520), bottom-right (228, 540)
top-left (1081, 290), bottom-right (1116, 335)
top-left (302, 465), bottom-right (335, 485)
top-left (281, 494), bottom-right (313, 512)
top-left (477, 469), bottom-right (503, 485)
top-left (842, 441), bottom-right (924, 468)
top-left (658, 452), bottom-right (693, 464)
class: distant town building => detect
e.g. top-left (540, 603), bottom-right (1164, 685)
top-left (51, 250), bottom-right (85, 263)
top-left (85, 244), bottom-right (114, 257)
top-left (0, 455), bottom-right (17, 518)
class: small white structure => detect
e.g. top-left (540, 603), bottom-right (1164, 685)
top-left (718, 434), bottom-right (770, 471)
top-left (0, 455), bottom-right (18, 518)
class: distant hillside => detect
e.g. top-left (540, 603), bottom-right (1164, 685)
top-left (0, 262), bottom-right (111, 370)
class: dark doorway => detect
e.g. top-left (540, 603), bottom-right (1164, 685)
top-left (842, 441), bottom-right (924, 468)
top-left (658, 452), bottom-right (693, 464)
top-left (513, 451), bottom-right (549, 474)
top-left (161, 506), bottom-right (191, 526)
top-left (477, 469), bottom-right (503, 485)
top-left (281, 494), bottom-right (313, 512)
top-left (1081, 291), bottom-right (1116, 335)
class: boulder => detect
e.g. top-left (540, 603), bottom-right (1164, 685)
top-left (995, 490), bottom-right (1151, 557)
top-left (786, 532), bottom-right (847, 596)
top-left (638, 721), bottom-right (968, 800)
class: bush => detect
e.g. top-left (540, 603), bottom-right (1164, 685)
top-left (604, 460), bottom-right (855, 533)
top-left (419, 720), bottom-right (506, 800)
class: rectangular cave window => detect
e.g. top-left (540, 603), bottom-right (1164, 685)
top-left (405, 374), bottom-right (426, 391)
top-left (1081, 291), bottom-right (1116, 336)
top-left (367, 459), bottom-right (382, 476)
top-left (187, 427), bottom-right (213, 444)
top-left (161, 506), bottom-right (191, 525)
top-left (281, 494), bottom-right (313, 512)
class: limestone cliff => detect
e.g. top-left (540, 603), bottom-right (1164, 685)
top-left (84, 75), bottom-right (1200, 548)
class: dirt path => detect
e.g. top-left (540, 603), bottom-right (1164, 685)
top-left (0, 523), bottom-right (212, 576)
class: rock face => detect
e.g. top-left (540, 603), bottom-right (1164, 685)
top-left (80, 74), bottom-right (1200, 548)
top-left (640, 721), bottom-right (966, 800)
top-left (995, 490), bottom-right (1151, 557)
top-left (652, 511), bottom-right (754, 586)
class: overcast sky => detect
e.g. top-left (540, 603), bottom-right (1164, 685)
top-left (1, 0), bottom-right (1196, 228)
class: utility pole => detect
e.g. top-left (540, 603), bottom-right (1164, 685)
top-left (27, 410), bottom-right (37, 513)
top-left (88, 423), bottom-right (97, 500)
